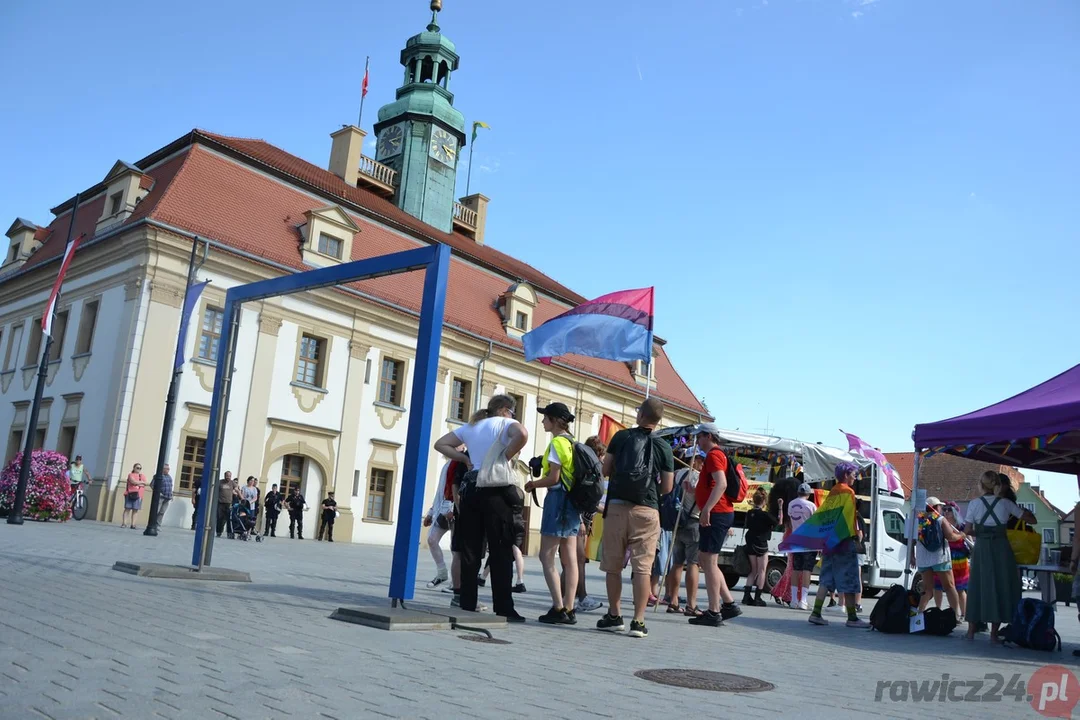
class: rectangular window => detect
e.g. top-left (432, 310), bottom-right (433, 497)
top-left (74, 300), bottom-right (99, 355)
top-left (48, 309), bottom-right (69, 362)
top-left (450, 378), bottom-right (472, 421)
top-left (515, 311), bottom-right (528, 331)
top-left (24, 318), bottom-right (42, 366)
top-left (1019, 502), bottom-right (1036, 513)
top-left (353, 470), bottom-right (362, 497)
top-left (179, 435), bottom-right (206, 491)
top-left (109, 192), bottom-right (123, 216)
top-left (378, 358), bottom-right (404, 406)
top-left (33, 427), bottom-right (46, 449)
top-left (365, 468), bottom-right (393, 521)
top-left (508, 393), bottom-right (525, 419)
top-left (295, 334), bottom-right (326, 387)
top-left (7, 242), bottom-right (19, 264)
top-left (198, 307), bottom-right (224, 362)
top-left (1071, 528), bottom-right (1075, 544)
top-left (6, 430), bottom-right (23, 464)
top-left (280, 454), bottom-right (305, 497)
top-left (317, 233), bottom-right (343, 259)
top-left (1043, 528), bottom-right (1055, 545)
top-left (57, 425), bottom-right (77, 461)
top-left (364, 358), bottom-right (372, 384)
top-left (4, 325), bottom-right (22, 371)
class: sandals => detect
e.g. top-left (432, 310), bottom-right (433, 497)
top-left (667, 604), bottom-right (682, 614)
top-left (684, 606), bottom-right (703, 617)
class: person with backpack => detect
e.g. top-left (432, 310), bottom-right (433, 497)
top-left (595, 398), bottom-right (675, 639)
top-left (665, 450), bottom-right (704, 616)
top-left (689, 423), bottom-right (745, 628)
top-left (434, 395), bottom-right (530, 623)
top-left (568, 436), bottom-right (607, 613)
top-left (909, 497), bottom-right (965, 614)
top-left (964, 470), bottom-right (1036, 643)
top-left (524, 402), bottom-right (583, 625)
top-left (807, 462), bottom-right (870, 628)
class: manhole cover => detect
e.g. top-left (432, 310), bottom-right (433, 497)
top-left (458, 634), bottom-right (511, 645)
top-left (635, 669), bottom-right (774, 693)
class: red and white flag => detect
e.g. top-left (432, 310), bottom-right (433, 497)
top-left (42, 233), bottom-right (85, 337)
top-left (361, 57), bottom-right (370, 98)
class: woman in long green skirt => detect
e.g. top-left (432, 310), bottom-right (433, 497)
top-left (964, 471), bottom-right (1036, 642)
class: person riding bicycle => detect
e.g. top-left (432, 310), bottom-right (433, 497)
top-left (68, 455), bottom-right (91, 492)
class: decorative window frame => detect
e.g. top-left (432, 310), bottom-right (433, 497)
top-left (499, 283), bottom-right (536, 339)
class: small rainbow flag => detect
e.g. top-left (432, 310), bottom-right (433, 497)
top-left (779, 485), bottom-right (857, 554)
top-left (1049, 433), bottom-right (1061, 445)
top-left (1030, 436), bottom-right (1046, 451)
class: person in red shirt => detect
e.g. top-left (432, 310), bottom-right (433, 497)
top-left (689, 424), bottom-right (743, 627)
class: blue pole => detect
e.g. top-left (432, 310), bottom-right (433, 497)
top-left (388, 243), bottom-right (450, 602)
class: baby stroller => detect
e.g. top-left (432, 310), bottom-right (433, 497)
top-left (228, 500), bottom-right (262, 542)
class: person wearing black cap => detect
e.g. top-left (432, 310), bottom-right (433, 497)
top-left (525, 402), bottom-right (581, 625)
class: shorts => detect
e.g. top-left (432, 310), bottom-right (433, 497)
top-left (792, 551), bottom-right (818, 573)
top-left (698, 512), bottom-right (734, 555)
top-left (540, 486), bottom-right (581, 538)
top-left (671, 522), bottom-right (700, 567)
top-left (919, 561), bottom-right (952, 573)
top-left (818, 547), bottom-right (860, 594)
top-left (652, 529), bottom-right (673, 578)
top-left (746, 542), bottom-right (769, 557)
top-left (600, 503), bottom-right (660, 577)
top-left (124, 495), bottom-right (142, 511)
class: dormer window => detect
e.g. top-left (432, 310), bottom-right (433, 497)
top-left (109, 192), bottom-right (123, 216)
top-left (4, 218), bottom-right (43, 269)
top-left (499, 283), bottom-right (537, 340)
top-left (631, 351), bottom-right (658, 388)
top-left (7, 241), bottom-right (19, 265)
top-left (96, 160), bottom-right (150, 232)
top-left (299, 206), bottom-right (360, 268)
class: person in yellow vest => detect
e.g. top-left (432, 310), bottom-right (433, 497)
top-left (525, 402), bottom-right (581, 626)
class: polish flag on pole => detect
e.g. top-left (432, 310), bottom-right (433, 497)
top-left (361, 57), bottom-right (370, 98)
top-left (42, 233), bottom-right (85, 337)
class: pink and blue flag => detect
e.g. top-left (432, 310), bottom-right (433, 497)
top-left (523, 287), bottom-right (654, 364)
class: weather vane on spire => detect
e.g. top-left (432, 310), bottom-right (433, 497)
top-left (428, 0), bottom-right (443, 31)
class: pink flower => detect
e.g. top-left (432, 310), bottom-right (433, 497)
top-left (0, 450), bottom-right (72, 521)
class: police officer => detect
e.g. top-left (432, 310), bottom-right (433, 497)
top-left (287, 487), bottom-right (308, 539)
top-left (263, 483), bottom-right (284, 537)
top-left (317, 492), bottom-right (338, 542)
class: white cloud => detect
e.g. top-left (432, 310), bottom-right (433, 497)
top-left (858, 0), bottom-right (881, 5)
top-left (479, 159), bottom-right (501, 174)
top-left (852, 10), bottom-right (863, 17)
top-left (969, 192), bottom-right (977, 198)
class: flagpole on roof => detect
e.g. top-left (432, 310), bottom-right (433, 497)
top-left (8, 194), bottom-right (82, 525)
top-left (357, 56), bottom-right (371, 128)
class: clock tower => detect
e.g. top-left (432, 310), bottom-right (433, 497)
top-left (374, 1), bottom-right (466, 234)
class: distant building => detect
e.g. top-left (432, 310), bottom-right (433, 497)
top-left (884, 451), bottom-right (1024, 510)
top-left (1015, 483), bottom-right (1068, 548)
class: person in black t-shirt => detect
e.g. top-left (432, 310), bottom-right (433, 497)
top-left (317, 492), bottom-right (338, 542)
top-left (263, 484), bottom-right (283, 537)
top-left (743, 486), bottom-right (778, 607)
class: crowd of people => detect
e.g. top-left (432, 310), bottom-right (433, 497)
top-left (423, 393), bottom-right (1055, 642)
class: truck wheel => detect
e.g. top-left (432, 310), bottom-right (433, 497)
top-left (765, 558), bottom-right (786, 592)
top-left (862, 587), bottom-right (881, 599)
top-left (722, 567), bottom-right (741, 590)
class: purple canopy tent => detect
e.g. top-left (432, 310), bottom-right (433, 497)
top-left (905, 363), bottom-right (1080, 586)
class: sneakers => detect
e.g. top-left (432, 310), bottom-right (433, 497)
top-left (808, 614), bottom-right (829, 626)
top-left (827, 598), bottom-right (838, 608)
top-left (502, 612), bottom-right (527, 624)
top-left (566, 609), bottom-right (578, 625)
top-left (688, 610), bottom-right (723, 627)
top-left (477, 576), bottom-right (487, 588)
top-left (442, 585), bottom-right (457, 594)
top-left (797, 600), bottom-right (809, 611)
top-left (846, 618), bottom-right (871, 629)
top-left (512, 583), bottom-right (527, 594)
top-left (628, 620), bottom-right (648, 638)
top-left (596, 613), bottom-right (626, 632)
top-left (451, 594), bottom-right (461, 608)
top-left (539, 607), bottom-right (571, 625)
top-left (720, 603), bottom-right (743, 620)
top-left (426, 573), bottom-right (449, 589)
top-left (575, 596), bottom-right (603, 613)
top-left (855, 604), bottom-right (864, 613)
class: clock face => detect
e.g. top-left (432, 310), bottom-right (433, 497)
top-left (429, 127), bottom-right (458, 167)
top-left (376, 124), bottom-right (405, 160)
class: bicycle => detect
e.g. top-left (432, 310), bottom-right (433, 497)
top-left (70, 481), bottom-right (89, 521)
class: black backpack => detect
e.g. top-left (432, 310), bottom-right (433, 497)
top-left (1003, 598), bottom-right (1061, 652)
top-left (870, 584), bottom-right (915, 634)
top-left (608, 428), bottom-right (656, 506)
top-left (659, 476), bottom-right (684, 531)
top-left (918, 513), bottom-right (944, 553)
top-left (563, 439), bottom-right (604, 515)
top-left (922, 607), bottom-right (958, 636)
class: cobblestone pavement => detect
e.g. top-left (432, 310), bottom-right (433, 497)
top-left (1, 520), bottom-right (1076, 719)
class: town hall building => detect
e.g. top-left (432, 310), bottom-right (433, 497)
top-left (0, 3), bottom-right (708, 550)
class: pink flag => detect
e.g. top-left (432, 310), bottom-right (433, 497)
top-left (841, 430), bottom-right (902, 493)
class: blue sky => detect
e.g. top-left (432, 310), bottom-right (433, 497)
top-left (1, 0), bottom-right (1078, 506)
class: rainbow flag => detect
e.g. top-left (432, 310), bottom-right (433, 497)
top-left (778, 486), bottom-right (857, 553)
top-left (1030, 436), bottom-right (1046, 451)
top-left (585, 415), bottom-right (626, 562)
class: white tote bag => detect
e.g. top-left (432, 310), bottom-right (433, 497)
top-left (475, 427), bottom-right (517, 489)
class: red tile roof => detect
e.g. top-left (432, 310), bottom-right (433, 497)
top-left (14, 131), bottom-right (708, 416)
top-left (884, 452), bottom-right (915, 498)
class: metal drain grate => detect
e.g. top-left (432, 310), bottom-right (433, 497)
top-left (458, 634), bottom-right (511, 645)
top-left (635, 669), bottom-right (774, 693)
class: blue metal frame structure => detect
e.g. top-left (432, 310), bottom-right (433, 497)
top-left (190, 244), bottom-right (451, 603)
